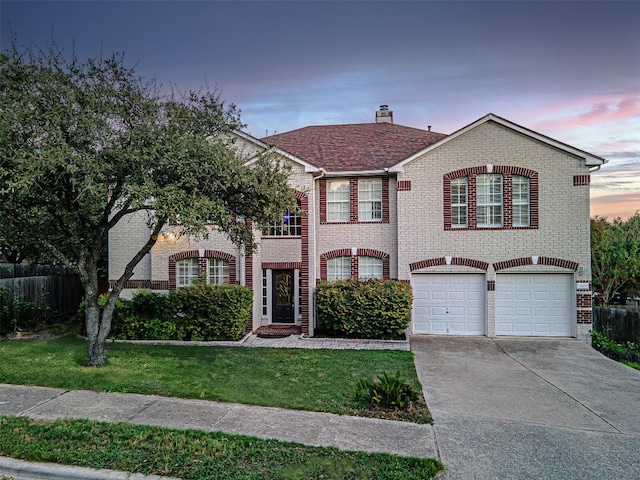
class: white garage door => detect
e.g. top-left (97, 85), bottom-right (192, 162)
top-left (412, 274), bottom-right (485, 335)
top-left (496, 274), bottom-right (573, 336)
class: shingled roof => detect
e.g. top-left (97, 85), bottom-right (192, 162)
top-left (261, 122), bottom-right (447, 173)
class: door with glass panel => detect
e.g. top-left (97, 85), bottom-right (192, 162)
top-left (272, 270), bottom-right (295, 323)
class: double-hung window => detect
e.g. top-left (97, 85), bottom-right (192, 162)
top-left (327, 256), bottom-right (350, 281)
top-left (207, 258), bottom-right (229, 285)
top-left (358, 256), bottom-right (383, 280)
top-left (512, 175), bottom-right (530, 227)
top-left (477, 174), bottom-right (503, 227)
top-left (450, 177), bottom-right (468, 228)
top-left (358, 179), bottom-right (382, 222)
top-left (327, 180), bottom-right (350, 222)
top-left (177, 258), bottom-right (199, 287)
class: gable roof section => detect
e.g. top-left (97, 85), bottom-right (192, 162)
top-left (389, 113), bottom-right (607, 172)
top-left (234, 130), bottom-right (320, 173)
top-left (262, 123), bottom-right (447, 173)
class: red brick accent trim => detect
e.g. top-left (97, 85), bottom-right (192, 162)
top-left (573, 175), bottom-right (590, 186)
top-left (487, 280), bottom-right (495, 291)
top-left (244, 220), bottom-right (254, 333)
top-left (397, 180), bottom-right (412, 191)
top-left (109, 279), bottom-right (170, 291)
top-left (577, 293), bottom-right (592, 308)
top-left (349, 178), bottom-right (359, 222)
top-left (444, 166), bottom-right (538, 230)
top-left (381, 177), bottom-right (389, 223)
top-left (577, 310), bottom-right (592, 324)
top-left (493, 256), bottom-right (579, 271)
top-left (262, 262), bottom-right (302, 270)
top-left (320, 248), bottom-right (390, 280)
top-left (319, 179), bottom-right (327, 223)
top-left (168, 250), bottom-right (237, 290)
top-left (299, 194), bottom-right (310, 335)
top-left (409, 257), bottom-right (489, 272)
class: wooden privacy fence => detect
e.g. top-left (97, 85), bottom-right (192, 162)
top-left (592, 307), bottom-right (640, 346)
top-left (0, 265), bottom-right (84, 318)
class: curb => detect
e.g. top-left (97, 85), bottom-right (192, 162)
top-left (0, 456), bottom-right (181, 480)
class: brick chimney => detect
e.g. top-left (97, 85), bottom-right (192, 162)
top-left (375, 105), bottom-right (393, 124)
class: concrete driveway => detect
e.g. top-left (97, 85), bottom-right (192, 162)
top-left (411, 336), bottom-right (640, 480)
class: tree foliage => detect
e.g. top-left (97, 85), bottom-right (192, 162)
top-left (0, 41), bottom-right (295, 365)
top-left (591, 213), bottom-right (640, 305)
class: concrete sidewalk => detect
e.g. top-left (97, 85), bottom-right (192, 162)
top-left (0, 383), bottom-right (437, 479)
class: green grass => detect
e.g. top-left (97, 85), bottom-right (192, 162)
top-left (0, 336), bottom-right (430, 422)
top-left (0, 416), bottom-right (443, 479)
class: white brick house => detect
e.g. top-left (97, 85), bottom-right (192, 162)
top-left (108, 107), bottom-right (605, 341)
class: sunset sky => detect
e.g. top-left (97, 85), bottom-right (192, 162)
top-left (2, 1), bottom-right (638, 219)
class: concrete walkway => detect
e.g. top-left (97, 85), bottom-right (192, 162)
top-left (412, 336), bottom-right (640, 480)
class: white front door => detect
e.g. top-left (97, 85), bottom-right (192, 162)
top-left (496, 273), bottom-right (573, 336)
top-left (411, 273), bottom-right (485, 335)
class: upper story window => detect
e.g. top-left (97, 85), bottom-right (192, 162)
top-left (476, 174), bottom-right (503, 227)
top-left (327, 256), bottom-right (351, 281)
top-left (177, 258), bottom-right (199, 287)
top-left (444, 167), bottom-right (538, 230)
top-left (320, 178), bottom-right (389, 224)
top-left (358, 256), bottom-right (383, 280)
top-left (327, 180), bottom-right (350, 222)
top-left (512, 175), bottom-right (530, 227)
top-left (358, 179), bottom-right (382, 222)
top-left (450, 177), bottom-right (468, 228)
top-left (268, 200), bottom-right (302, 236)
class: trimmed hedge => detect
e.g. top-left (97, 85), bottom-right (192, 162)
top-left (84, 284), bottom-right (252, 341)
top-left (171, 283), bottom-right (252, 341)
top-left (316, 279), bottom-right (412, 339)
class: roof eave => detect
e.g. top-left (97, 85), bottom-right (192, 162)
top-left (321, 169), bottom-right (389, 177)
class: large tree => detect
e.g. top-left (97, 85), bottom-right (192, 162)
top-left (591, 213), bottom-right (640, 305)
top-left (0, 43), bottom-right (295, 366)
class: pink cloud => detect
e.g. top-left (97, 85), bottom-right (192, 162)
top-left (529, 93), bottom-right (640, 132)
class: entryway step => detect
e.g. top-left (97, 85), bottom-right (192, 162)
top-left (254, 325), bottom-right (302, 337)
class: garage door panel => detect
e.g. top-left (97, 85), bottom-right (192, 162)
top-left (497, 274), bottom-right (573, 337)
top-left (411, 274), bottom-right (485, 335)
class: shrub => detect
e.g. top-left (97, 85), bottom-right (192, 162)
top-left (316, 279), bottom-right (412, 339)
top-left (82, 285), bottom-right (252, 341)
top-left (171, 283), bottom-right (252, 341)
top-left (1, 286), bottom-right (51, 335)
top-left (355, 371), bottom-right (418, 410)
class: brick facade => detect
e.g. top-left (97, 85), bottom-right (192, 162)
top-left (108, 118), bottom-right (600, 340)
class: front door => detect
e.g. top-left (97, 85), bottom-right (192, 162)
top-left (272, 270), bottom-right (295, 323)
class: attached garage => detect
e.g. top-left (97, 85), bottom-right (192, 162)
top-left (412, 273), bottom-right (485, 335)
top-left (496, 273), bottom-right (574, 336)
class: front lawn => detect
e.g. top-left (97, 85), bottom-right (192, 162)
top-left (0, 336), bottom-right (431, 423)
top-left (0, 416), bottom-right (444, 479)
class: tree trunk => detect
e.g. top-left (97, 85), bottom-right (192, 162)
top-left (84, 292), bottom-right (109, 367)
